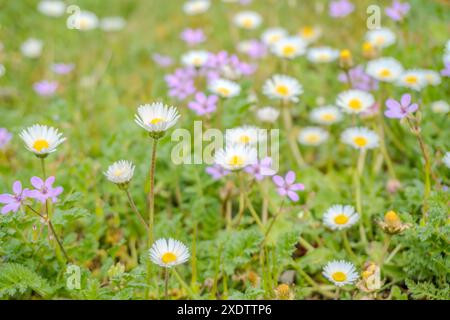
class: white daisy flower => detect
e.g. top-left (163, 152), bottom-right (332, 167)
top-left (430, 100), bottom-right (449, 114)
top-left (215, 144), bottom-right (257, 170)
top-left (209, 78), bottom-right (241, 98)
top-left (323, 260), bottom-right (359, 287)
top-left (68, 11), bottom-right (99, 31)
top-left (443, 152), bottom-right (450, 169)
top-left (149, 238), bottom-right (190, 268)
top-left (365, 27), bottom-right (396, 49)
top-left (336, 90), bottom-right (375, 114)
top-left (262, 74), bottom-right (303, 103)
top-left (271, 36), bottom-right (307, 59)
top-left (366, 57), bottom-right (404, 82)
top-left (100, 17), bottom-right (126, 32)
top-left (307, 47), bottom-right (339, 64)
top-left (104, 160), bottom-right (135, 185)
top-left (181, 50), bottom-right (210, 68)
top-left (396, 70), bottom-right (427, 91)
top-left (226, 126), bottom-right (264, 146)
top-left (183, 0), bottom-right (210, 15)
top-left (20, 38), bottom-right (43, 58)
top-left (341, 127), bottom-right (379, 150)
top-left (19, 124), bottom-right (66, 156)
top-left (135, 102), bottom-right (180, 134)
top-left (233, 11), bottom-right (262, 30)
top-left (419, 69), bottom-right (442, 87)
top-left (323, 204), bottom-right (360, 230)
top-left (37, 0), bottom-right (65, 17)
top-left (261, 27), bottom-right (287, 46)
top-left (256, 106), bottom-right (280, 123)
top-left (297, 127), bottom-right (329, 146)
top-left (310, 106), bottom-right (342, 125)
top-left (298, 26), bottom-right (321, 43)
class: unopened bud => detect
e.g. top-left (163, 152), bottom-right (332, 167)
top-left (362, 42), bottom-right (377, 59)
top-left (339, 49), bottom-right (353, 69)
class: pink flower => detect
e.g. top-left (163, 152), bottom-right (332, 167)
top-left (188, 92), bottom-right (218, 115)
top-left (33, 80), bottom-right (58, 97)
top-left (329, 0), bottom-right (355, 18)
top-left (206, 164), bottom-right (230, 180)
top-left (28, 176), bottom-right (63, 204)
top-left (272, 171), bottom-right (305, 202)
top-left (180, 28), bottom-right (206, 46)
top-left (0, 181), bottom-right (30, 214)
top-left (385, 93), bottom-right (418, 119)
top-left (385, 0), bottom-right (410, 22)
top-left (152, 53), bottom-right (174, 67)
top-left (245, 157), bottom-right (276, 181)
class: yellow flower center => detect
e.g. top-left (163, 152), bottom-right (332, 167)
top-left (113, 169), bottom-right (124, 177)
top-left (150, 118), bottom-right (164, 124)
top-left (379, 69), bottom-right (391, 78)
top-left (282, 45), bottom-right (295, 56)
top-left (385, 210), bottom-right (399, 223)
top-left (353, 136), bottom-right (368, 147)
top-left (362, 42), bottom-right (374, 52)
top-left (217, 87), bottom-right (230, 96)
top-left (375, 36), bottom-right (385, 45)
top-left (348, 98), bottom-right (362, 110)
top-left (332, 271), bottom-right (347, 282)
top-left (275, 85), bottom-right (289, 96)
top-left (79, 18), bottom-right (89, 29)
top-left (239, 135), bottom-right (251, 144)
top-left (242, 18), bottom-right (254, 28)
top-left (306, 134), bottom-right (320, 143)
top-left (340, 49), bottom-right (351, 59)
top-left (301, 26), bottom-right (314, 38)
top-left (193, 57), bottom-right (202, 65)
top-left (269, 34), bottom-right (281, 43)
top-left (405, 75), bottom-right (418, 84)
top-left (318, 53), bottom-right (329, 62)
top-left (161, 252), bottom-right (177, 264)
top-left (33, 139), bottom-right (50, 152)
top-left (321, 113), bottom-right (335, 121)
top-left (228, 155), bottom-right (244, 167)
top-left (334, 214), bottom-right (349, 225)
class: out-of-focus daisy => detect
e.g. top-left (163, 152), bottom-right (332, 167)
top-left (261, 27), bottom-right (287, 46)
top-left (272, 36), bottom-right (307, 59)
top-left (323, 204), bottom-right (359, 230)
top-left (419, 69), bottom-right (441, 86)
top-left (443, 152), bottom-right (450, 169)
top-left (430, 100), bottom-right (449, 114)
top-left (263, 74), bottom-right (303, 103)
top-left (396, 70), bottom-right (427, 91)
top-left (341, 127), bottom-right (379, 150)
top-left (37, 0), bottom-right (65, 17)
top-left (323, 260), bottom-right (358, 287)
top-left (149, 238), bottom-right (190, 268)
top-left (208, 78), bottom-right (241, 98)
top-left (297, 127), bottom-right (329, 146)
top-left (19, 124), bottom-right (66, 156)
top-left (366, 57), bottom-right (403, 82)
top-left (20, 38), bottom-right (43, 58)
top-left (226, 126), bottom-right (263, 146)
top-left (181, 50), bottom-right (210, 68)
top-left (104, 160), bottom-right (135, 186)
top-left (68, 11), bottom-right (99, 31)
top-left (135, 102), bottom-right (180, 134)
top-left (310, 106), bottom-right (342, 125)
top-left (336, 90), bottom-right (375, 114)
top-left (215, 144), bottom-right (257, 170)
top-left (365, 28), bottom-right (396, 49)
top-left (0, 128), bottom-right (12, 150)
top-left (298, 26), bottom-right (321, 43)
top-left (256, 106), bottom-right (280, 123)
top-left (307, 47), bottom-right (339, 64)
top-left (233, 11), bottom-right (262, 30)
top-left (100, 17), bottom-right (126, 32)
top-left (183, 0), bottom-right (210, 15)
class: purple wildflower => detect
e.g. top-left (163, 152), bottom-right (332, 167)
top-left (385, 93), bottom-right (418, 119)
top-left (238, 39), bottom-right (267, 59)
top-left (272, 171), bottom-right (305, 202)
top-left (180, 28), bottom-right (206, 46)
top-left (245, 157), bottom-right (276, 181)
top-left (188, 92), bottom-right (218, 115)
top-left (441, 62), bottom-right (450, 77)
top-left (385, 0), bottom-right (410, 22)
top-left (0, 181), bottom-right (30, 214)
top-left (0, 128), bottom-right (12, 150)
top-left (28, 176), bottom-right (63, 204)
top-left (165, 67), bottom-right (197, 100)
top-left (206, 164), bottom-right (231, 180)
top-left (152, 53), bottom-right (174, 67)
top-left (329, 0), bottom-right (355, 18)
top-left (33, 80), bottom-right (58, 97)
top-left (338, 65), bottom-right (378, 91)
top-left (51, 63), bottom-right (75, 75)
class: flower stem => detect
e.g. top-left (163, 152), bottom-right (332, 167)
top-left (40, 157), bottom-right (47, 179)
top-left (172, 269), bottom-right (196, 299)
top-left (341, 230), bottom-right (356, 261)
top-left (164, 267), bottom-right (169, 300)
top-left (262, 200), bottom-right (285, 244)
top-left (281, 101), bottom-right (305, 168)
top-left (355, 150), bottom-right (368, 246)
top-left (125, 189), bottom-right (148, 230)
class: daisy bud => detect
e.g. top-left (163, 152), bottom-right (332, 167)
top-left (378, 210), bottom-right (410, 235)
top-left (339, 49), bottom-right (353, 69)
top-left (274, 283), bottom-right (294, 300)
top-left (362, 41), bottom-right (377, 59)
